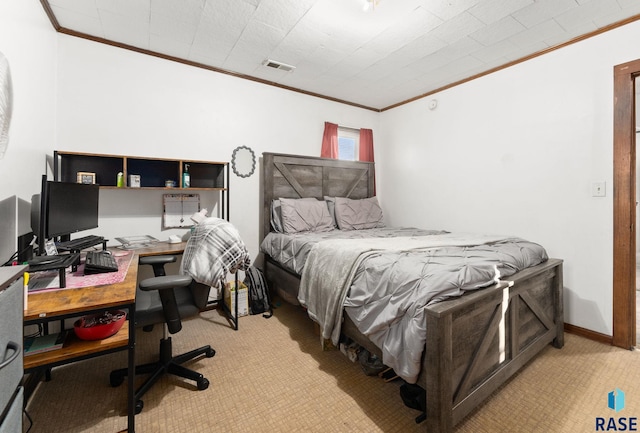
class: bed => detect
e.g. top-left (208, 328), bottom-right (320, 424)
top-left (260, 152), bottom-right (564, 432)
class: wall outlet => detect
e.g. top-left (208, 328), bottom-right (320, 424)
top-left (592, 181), bottom-right (606, 197)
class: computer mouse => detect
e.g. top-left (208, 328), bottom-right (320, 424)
top-left (168, 235), bottom-right (182, 244)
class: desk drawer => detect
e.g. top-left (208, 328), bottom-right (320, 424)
top-left (0, 387), bottom-right (23, 433)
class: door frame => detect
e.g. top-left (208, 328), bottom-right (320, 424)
top-left (613, 58), bottom-right (639, 349)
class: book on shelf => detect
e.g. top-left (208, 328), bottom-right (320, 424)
top-left (23, 331), bottom-right (68, 356)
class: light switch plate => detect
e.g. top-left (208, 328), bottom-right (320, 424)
top-left (592, 181), bottom-right (606, 197)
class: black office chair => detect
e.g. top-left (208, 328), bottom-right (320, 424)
top-left (110, 255), bottom-right (215, 414)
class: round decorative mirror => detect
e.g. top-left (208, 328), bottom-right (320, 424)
top-left (231, 146), bottom-right (256, 178)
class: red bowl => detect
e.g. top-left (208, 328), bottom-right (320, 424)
top-left (74, 310), bottom-right (126, 341)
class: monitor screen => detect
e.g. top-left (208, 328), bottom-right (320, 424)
top-left (46, 181), bottom-right (99, 238)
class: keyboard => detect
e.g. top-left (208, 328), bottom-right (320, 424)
top-left (58, 235), bottom-right (105, 251)
top-left (84, 251), bottom-right (119, 274)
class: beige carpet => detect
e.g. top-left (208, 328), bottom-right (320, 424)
top-left (24, 301), bottom-right (639, 433)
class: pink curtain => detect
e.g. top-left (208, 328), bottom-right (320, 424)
top-left (359, 128), bottom-right (376, 193)
top-left (321, 122), bottom-right (339, 159)
top-left (359, 128), bottom-right (374, 162)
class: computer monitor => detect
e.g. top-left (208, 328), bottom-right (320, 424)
top-left (46, 181), bottom-right (99, 238)
top-left (31, 176), bottom-right (100, 254)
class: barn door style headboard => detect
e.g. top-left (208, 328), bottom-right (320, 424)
top-left (262, 152), bottom-right (375, 240)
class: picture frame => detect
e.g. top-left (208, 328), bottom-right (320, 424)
top-left (77, 171), bottom-right (96, 184)
top-left (129, 174), bottom-right (141, 188)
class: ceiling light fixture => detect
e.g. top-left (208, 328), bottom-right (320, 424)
top-left (262, 59), bottom-right (296, 72)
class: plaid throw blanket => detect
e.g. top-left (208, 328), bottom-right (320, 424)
top-left (181, 217), bottom-right (251, 288)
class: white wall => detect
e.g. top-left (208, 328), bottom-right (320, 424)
top-left (0, 1), bottom-right (57, 236)
top-left (0, 2), bottom-right (378, 267)
top-left (2, 1), bottom-right (636, 336)
top-left (380, 20), bottom-right (640, 336)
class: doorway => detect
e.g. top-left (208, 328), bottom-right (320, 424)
top-left (613, 59), bottom-right (639, 349)
top-left (636, 74), bottom-right (640, 348)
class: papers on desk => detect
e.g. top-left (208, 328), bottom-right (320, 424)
top-left (27, 271), bottom-right (58, 292)
top-left (115, 235), bottom-right (159, 250)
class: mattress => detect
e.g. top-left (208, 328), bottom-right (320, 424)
top-left (260, 227), bottom-right (446, 275)
top-left (261, 228), bottom-right (549, 383)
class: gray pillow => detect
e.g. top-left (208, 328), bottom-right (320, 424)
top-left (334, 196), bottom-right (385, 230)
top-left (323, 196), bottom-right (338, 228)
top-left (271, 197), bottom-right (317, 233)
top-left (279, 198), bottom-right (334, 233)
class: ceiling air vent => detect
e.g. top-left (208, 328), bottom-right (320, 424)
top-left (262, 59), bottom-right (296, 72)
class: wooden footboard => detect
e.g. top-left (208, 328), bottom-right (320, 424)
top-left (265, 255), bottom-right (563, 432)
top-left (423, 258), bottom-right (563, 432)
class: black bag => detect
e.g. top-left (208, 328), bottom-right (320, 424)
top-left (400, 382), bottom-right (426, 424)
top-left (243, 266), bottom-right (272, 318)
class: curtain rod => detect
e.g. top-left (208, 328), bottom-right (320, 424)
top-left (338, 125), bottom-right (361, 131)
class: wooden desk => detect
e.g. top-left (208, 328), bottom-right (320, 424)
top-left (23, 240), bottom-right (235, 432)
top-left (22, 242), bottom-right (190, 433)
top-left (24, 254), bottom-right (140, 433)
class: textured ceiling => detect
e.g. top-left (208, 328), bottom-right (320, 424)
top-left (43, 0), bottom-right (640, 111)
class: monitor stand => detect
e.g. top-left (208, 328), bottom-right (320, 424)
top-left (27, 253), bottom-right (80, 288)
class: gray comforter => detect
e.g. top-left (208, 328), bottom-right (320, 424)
top-left (261, 229), bottom-right (548, 383)
top-left (260, 227), bottom-right (446, 274)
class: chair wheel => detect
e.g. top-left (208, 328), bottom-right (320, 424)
top-left (135, 400), bottom-right (144, 414)
top-left (110, 372), bottom-right (124, 387)
top-left (205, 348), bottom-right (216, 358)
top-left (197, 378), bottom-right (209, 391)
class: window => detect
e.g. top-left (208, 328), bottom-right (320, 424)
top-left (337, 127), bottom-right (359, 161)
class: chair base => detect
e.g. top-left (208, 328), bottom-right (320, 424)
top-left (110, 337), bottom-right (215, 414)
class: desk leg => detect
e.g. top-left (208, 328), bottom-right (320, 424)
top-left (127, 307), bottom-right (136, 432)
top-left (234, 272), bottom-right (239, 330)
top-left (58, 268), bottom-right (66, 288)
